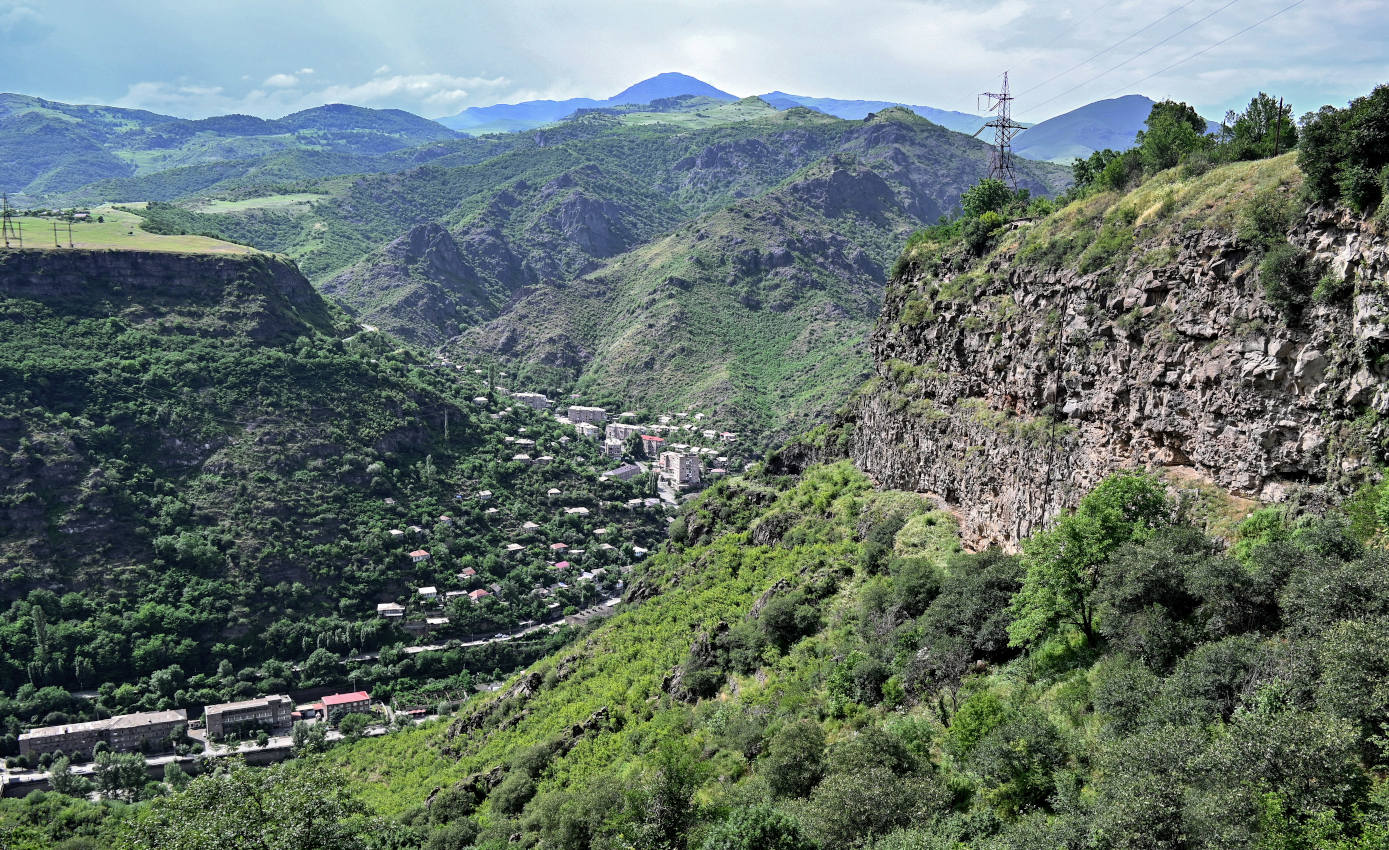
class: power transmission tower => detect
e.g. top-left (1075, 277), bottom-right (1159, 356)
top-left (974, 72), bottom-right (1027, 189)
top-left (1, 194), bottom-right (20, 249)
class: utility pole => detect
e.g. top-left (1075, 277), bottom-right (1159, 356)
top-left (53, 220), bottom-right (60, 247)
top-left (974, 72), bottom-right (1027, 189)
top-left (1273, 96), bottom-right (1284, 157)
top-left (66, 217), bottom-right (74, 248)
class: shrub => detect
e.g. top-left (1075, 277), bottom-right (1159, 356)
top-left (701, 805), bottom-right (814, 850)
top-left (1259, 243), bottom-right (1308, 316)
top-left (762, 721), bottom-right (825, 798)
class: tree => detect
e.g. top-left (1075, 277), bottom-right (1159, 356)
top-left (121, 759), bottom-right (376, 850)
top-left (1135, 100), bottom-right (1209, 173)
top-left (1222, 92), bottom-right (1297, 160)
top-left (290, 720), bottom-right (326, 756)
top-left (762, 720), bottom-right (825, 798)
top-left (1008, 472), bottom-right (1170, 647)
top-left (94, 750), bottom-right (148, 801)
top-left (254, 729), bottom-right (270, 748)
top-left (49, 755), bottom-right (94, 797)
top-left (163, 761), bottom-right (191, 792)
top-left (961, 178), bottom-right (1013, 219)
top-left (337, 712), bottom-right (372, 741)
top-left (701, 805), bottom-right (814, 850)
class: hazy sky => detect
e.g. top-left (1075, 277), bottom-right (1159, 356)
top-left (0, 0), bottom-right (1382, 123)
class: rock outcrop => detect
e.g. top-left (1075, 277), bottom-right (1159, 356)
top-left (852, 205), bottom-right (1389, 550)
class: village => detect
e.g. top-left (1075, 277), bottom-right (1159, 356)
top-left (1, 366), bottom-right (759, 798)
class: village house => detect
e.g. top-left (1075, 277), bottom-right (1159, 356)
top-left (553, 560), bottom-right (571, 570)
top-left (505, 543), bottom-right (525, 556)
top-left (408, 525), bottom-right (425, 534)
top-left (459, 567), bottom-right (478, 578)
top-left (388, 529), bottom-right (405, 538)
top-left (574, 422), bottom-right (601, 439)
top-left (376, 602), bottom-right (405, 618)
top-left (512, 453), bottom-right (533, 464)
top-left (567, 405), bottom-right (607, 425)
top-left (536, 455), bottom-right (554, 464)
top-left (477, 490), bottom-right (493, 501)
top-left (550, 542), bottom-right (569, 553)
top-left (469, 589), bottom-right (491, 602)
top-left (522, 521), bottom-right (541, 531)
top-left (426, 616), bottom-right (450, 631)
top-left (410, 549), bottom-right (431, 563)
top-left (472, 396), bottom-right (489, 406)
top-left (418, 586), bottom-right (438, 601)
top-left (565, 506), bottom-right (590, 516)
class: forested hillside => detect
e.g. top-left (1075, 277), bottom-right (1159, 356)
top-left (0, 248), bottom-right (667, 746)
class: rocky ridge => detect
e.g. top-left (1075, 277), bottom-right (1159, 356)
top-left (852, 203), bottom-right (1389, 549)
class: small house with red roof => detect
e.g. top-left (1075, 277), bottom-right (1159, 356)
top-left (409, 549), bottom-right (430, 563)
top-left (320, 691), bottom-right (371, 722)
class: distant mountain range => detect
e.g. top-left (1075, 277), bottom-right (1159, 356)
top-left (437, 72), bottom-right (739, 134)
top-left (437, 72), bottom-right (991, 137)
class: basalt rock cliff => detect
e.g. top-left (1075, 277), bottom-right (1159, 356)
top-left (850, 172), bottom-right (1389, 549)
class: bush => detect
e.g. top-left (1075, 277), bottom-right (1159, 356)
top-left (1259, 243), bottom-right (1308, 316)
top-left (490, 769), bottom-right (537, 815)
top-left (761, 721), bottom-right (825, 798)
top-left (701, 805), bottom-right (814, 850)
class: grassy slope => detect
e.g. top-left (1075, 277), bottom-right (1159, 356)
top-left (325, 463), bottom-right (948, 814)
top-left (5, 205), bottom-right (254, 253)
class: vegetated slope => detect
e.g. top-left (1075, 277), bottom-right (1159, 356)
top-left (0, 248), bottom-right (667, 733)
top-left (448, 109), bottom-right (1069, 441)
top-left (318, 460), bottom-right (1389, 850)
top-left (847, 153), bottom-right (1389, 549)
top-left (0, 92), bottom-right (460, 198)
top-left (462, 157), bottom-right (911, 438)
top-left (321, 161), bottom-right (690, 347)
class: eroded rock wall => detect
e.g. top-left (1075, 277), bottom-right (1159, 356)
top-left (852, 207), bottom-right (1389, 549)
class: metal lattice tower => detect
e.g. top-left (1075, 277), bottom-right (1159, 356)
top-left (1, 193), bottom-right (20, 249)
top-left (975, 72), bottom-right (1027, 189)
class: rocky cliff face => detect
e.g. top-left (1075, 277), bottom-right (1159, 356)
top-left (852, 204), bottom-right (1389, 550)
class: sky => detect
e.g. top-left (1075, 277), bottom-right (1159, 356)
top-left (0, 0), bottom-right (1382, 124)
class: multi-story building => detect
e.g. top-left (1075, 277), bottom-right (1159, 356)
top-left (321, 691), bottom-right (372, 722)
top-left (574, 422), bottom-right (600, 440)
top-left (19, 708), bottom-right (187, 758)
top-left (658, 451), bottom-right (702, 487)
top-left (203, 695), bottom-right (293, 739)
top-left (566, 405), bottom-right (607, 425)
top-left (605, 422), bottom-right (643, 442)
top-left (512, 391), bottom-right (551, 410)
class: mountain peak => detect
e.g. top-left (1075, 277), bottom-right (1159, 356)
top-left (608, 72), bottom-right (736, 105)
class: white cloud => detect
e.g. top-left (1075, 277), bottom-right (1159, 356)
top-left (373, 64), bottom-right (391, 76)
top-left (115, 72), bottom-right (511, 119)
top-left (298, 67), bottom-right (315, 75)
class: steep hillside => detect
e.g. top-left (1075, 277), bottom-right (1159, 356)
top-left (0, 248), bottom-right (667, 734)
top-left (849, 154), bottom-right (1389, 548)
top-left (289, 457), bottom-right (1389, 850)
top-left (447, 110), bottom-right (1068, 440)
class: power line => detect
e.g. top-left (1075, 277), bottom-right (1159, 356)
top-left (1022, 0), bottom-right (1242, 116)
top-left (1097, 0), bottom-right (1308, 100)
top-left (1017, 0), bottom-right (1201, 97)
